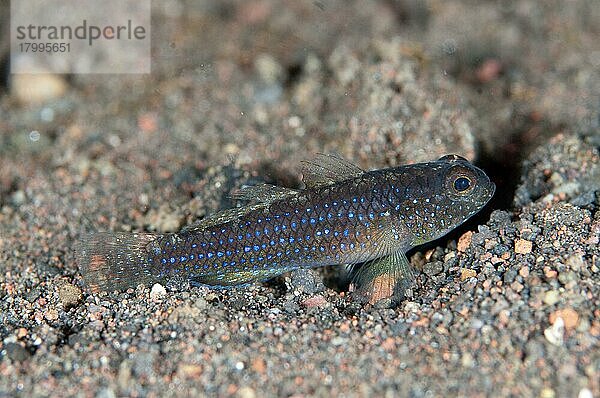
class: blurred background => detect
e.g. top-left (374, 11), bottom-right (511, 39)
top-left (1, 1), bottom-right (598, 213)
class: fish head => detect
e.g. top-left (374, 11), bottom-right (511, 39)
top-left (395, 154), bottom-right (495, 245)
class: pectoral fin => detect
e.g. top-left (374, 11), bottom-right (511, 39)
top-left (349, 251), bottom-right (415, 308)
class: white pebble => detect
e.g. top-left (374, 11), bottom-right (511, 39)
top-left (150, 283), bottom-right (167, 301)
top-left (11, 74), bottom-right (67, 104)
top-left (578, 389), bottom-right (593, 398)
top-left (544, 316), bottom-right (564, 346)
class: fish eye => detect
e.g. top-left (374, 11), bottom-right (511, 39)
top-left (453, 177), bottom-right (472, 192)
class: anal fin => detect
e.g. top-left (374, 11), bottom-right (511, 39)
top-left (349, 251), bottom-right (415, 308)
top-left (189, 267), bottom-right (294, 288)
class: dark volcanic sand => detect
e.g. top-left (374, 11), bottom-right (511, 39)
top-left (0, 1), bottom-right (598, 397)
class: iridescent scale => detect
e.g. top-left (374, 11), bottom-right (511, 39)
top-left (152, 173), bottom-right (408, 286)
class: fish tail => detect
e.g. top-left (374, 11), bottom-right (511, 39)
top-left (75, 232), bottom-right (162, 293)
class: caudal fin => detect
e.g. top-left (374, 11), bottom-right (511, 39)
top-left (75, 232), bottom-right (161, 293)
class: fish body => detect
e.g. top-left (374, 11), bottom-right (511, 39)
top-left (76, 154), bottom-right (495, 305)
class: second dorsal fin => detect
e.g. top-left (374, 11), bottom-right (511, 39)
top-left (180, 203), bottom-right (266, 234)
top-left (230, 183), bottom-right (299, 203)
top-left (181, 184), bottom-right (298, 234)
top-left (300, 153), bottom-right (364, 188)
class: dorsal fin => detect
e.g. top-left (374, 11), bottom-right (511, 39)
top-left (230, 183), bottom-right (299, 203)
top-left (300, 153), bottom-right (364, 188)
top-left (180, 184), bottom-right (298, 234)
top-left (180, 203), bottom-right (267, 234)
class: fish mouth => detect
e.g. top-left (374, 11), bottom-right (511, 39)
top-left (484, 181), bottom-right (497, 202)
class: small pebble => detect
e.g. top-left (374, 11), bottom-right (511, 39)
top-left (514, 239), bottom-right (532, 254)
top-left (566, 255), bottom-right (585, 271)
top-left (549, 308), bottom-right (579, 330)
top-left (177, 364), bottom-right (203, 378)
top-left (543, 291), bottom-right (560, 306)
top-left (544, 317), bottom-right (564, 346)
top-left (302, 295), bottom-right (328, 308)
top-left (4, 342), bottom-right (31, 362)
top-left (150, 283), bottom-right (167, 301)
top-left (470, 319), bottom-right (484, 330)
top-left (59, 283), bottom-right (82, 309)
top-left (460, 268), bottom-right (477, 281)
top-left (11, 74), bottom-right (68, 104)
top-left (145, 205), bottom-right (184, 232)
top-left (510, 281), bottom-right (524, 292)
top-left (251, 358), bottom-right (267, 374)
top-left (423, 261), bottom-right (443, 276)
top-left (10, 190), bottom-right (26, 206)
top-left (518, 266), bottom-right (530, 278)
top-left (540, 388), bottom-right (556, 398)
top-left (44, 308), bottom-right (59, 321)
top-left (457, 231), bottom-right (473, 252)
top-left (578, 388), bottom-right (594, 398)
top-left (237, 387), bottom-right (257, 398)
top-left (461, 352), bottom-right (474, 368)
top-left (288, 268), bottom-right (325, 294)
top-left (194, 297), bottom-right (209, 310)
top-left (254, 54), bottom-right (284, 83)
